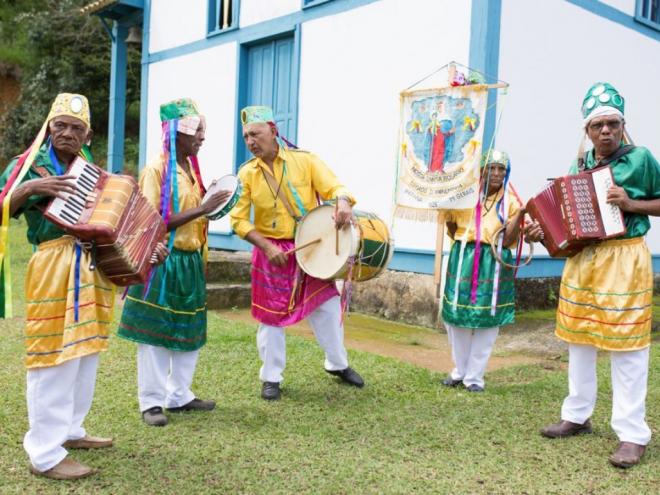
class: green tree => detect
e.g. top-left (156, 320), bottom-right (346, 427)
top-left (0, 0), bottom-right (141, 171)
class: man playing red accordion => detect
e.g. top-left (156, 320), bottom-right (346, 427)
top-left (230, 105), bottom-right (364, 401)
top-left (527, 82), bottom-right (660, 468)
top-left (0, 93), bottom-right (167, 480)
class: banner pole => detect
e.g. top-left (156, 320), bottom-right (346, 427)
top-left (434, 210), bottom-right (445, 325)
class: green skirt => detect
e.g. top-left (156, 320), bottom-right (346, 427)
top-left (442, 242), bottom-right (515, 329)
top-left (118, 248), bottom-right (207, 351)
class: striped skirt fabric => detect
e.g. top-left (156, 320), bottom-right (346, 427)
top-left (24, 236), bottom-right (114, 369)
top-left (556, 237), bottom-right (652, 351)
top-left (251, 238), bottom-right (338, 327)
top-left (442, 241), bottom-right (516, 329)
top-left (118, 248), bottom-right (207, 351)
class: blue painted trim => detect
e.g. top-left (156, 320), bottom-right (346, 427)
top-left (207, 0), bottom-right (241, 36)
top-left (207, 233), bottom-right (660, 277)
top-left (120, 0), bottom-right (144, 8)
top-left (138, 0), bottom-right (151, 169)
top-left (566, 0), bottom-right (660, 41)
top-left (232, 42), bottom-right (249, 175)
top-left (291, 24), bottom-right (302, 145)
top-left (107, 22), bottom-right (128, 173)
top-left (469, 0), bottom-right (502, 151)
top-left (209, 232), bottom-right (253, 251)
top-left (302, 0), bottom-right (334, 9)
top-left (147, 0), bottom-right (380, 63)
top-left (99, 17), bottom-right (115, 41)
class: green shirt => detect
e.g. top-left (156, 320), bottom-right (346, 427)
top-left (569, 145), bottom-right (660, 238)
top-left (0, 145), bottom-right (66, 245)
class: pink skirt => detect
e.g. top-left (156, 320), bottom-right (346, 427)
top-left (251, 239), bottom-right (338, 327)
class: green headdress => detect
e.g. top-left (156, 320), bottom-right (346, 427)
top-left (240, 105), bottom-right (298, 150)
top-left (581, 82), bottom-right (624, 122)
top-left (241, 105), bottom-right (275, 125)
top-left (481, 149), bottom-right (510, 169)
top-left (160, 98), bottom-right (203, 136)
top-left (160, 98), bottom-right (201, 121)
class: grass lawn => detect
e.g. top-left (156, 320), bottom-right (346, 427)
top-left (0, 218), bottom-right (657, 494)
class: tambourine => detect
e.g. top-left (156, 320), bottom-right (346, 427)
top-left (489, 224), bottom-right (533, 269)
top-left (201, 174), bottom-right (242, 220)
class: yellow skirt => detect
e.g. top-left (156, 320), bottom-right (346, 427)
top-left (556, 237), bottom-right (652, 351)
top-left (25, 236), bottom-right (114, 368)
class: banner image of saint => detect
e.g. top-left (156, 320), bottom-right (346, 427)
top-left (395, 85), bottom-right (488, 218)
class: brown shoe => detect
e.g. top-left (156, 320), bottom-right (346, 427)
top-left (29, 457), bottom-right (95, 480)
top-left (540, 419), bottom-right (593, 438)
top-left (63, 435), bottom-right (113, 449)
top-left (609, 442), bottom-right (646, 468)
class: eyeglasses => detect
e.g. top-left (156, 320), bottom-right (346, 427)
top-left (588, 119), bottom-right (624, 132)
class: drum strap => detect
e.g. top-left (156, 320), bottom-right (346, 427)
top-left (262, 168), bottom-right (301, 222)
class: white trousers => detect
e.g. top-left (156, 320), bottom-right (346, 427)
top-left (24, 353), bottom-right (99, 472)
top-left (561, 343), bottom-right (651, 445)
top-left (257, 296), bottom-right (349, 383)
top-left (445, 323), bottom-right (499, 388)
top-left (137, 344), bottom-right (200, 412)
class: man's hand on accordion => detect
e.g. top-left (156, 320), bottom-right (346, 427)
top-left (524, 219), bottom-right (545, 243)
top-left (150, 242), bottom-right (169, 266)
top-left (606, 185), bottom-right (632, 211)
top-left (22, 175), bottom-right (77, 200)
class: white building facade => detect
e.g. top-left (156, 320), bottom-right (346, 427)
top-left (90, 0), bottom-right (660, 277)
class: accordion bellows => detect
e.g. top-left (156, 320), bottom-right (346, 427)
top-left (44, 157), bottom-right (166, 285)
top-left (526, 167), bottom-right (626, 258)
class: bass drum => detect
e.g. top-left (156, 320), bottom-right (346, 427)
top-left (294, 204), bottom-right (393, 282)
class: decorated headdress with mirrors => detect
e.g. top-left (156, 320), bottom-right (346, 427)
top-left (577, 82), bottom-right (634, 169)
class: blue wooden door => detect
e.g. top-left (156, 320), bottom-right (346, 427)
top-left (237, 35), bottom-right (297, 165)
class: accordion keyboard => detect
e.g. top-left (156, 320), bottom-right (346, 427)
top-left (47, 159), bottom-right (101, 225)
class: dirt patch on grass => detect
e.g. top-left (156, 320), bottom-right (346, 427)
top-left (215, 310), bottom-right (563, 374)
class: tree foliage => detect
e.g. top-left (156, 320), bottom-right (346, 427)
top-left (0, 0), bottom-right (141, 169)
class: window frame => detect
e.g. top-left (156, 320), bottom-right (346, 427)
top-left (207, 0), bottom-right (241, 37)
top-left (635, 0), bottom-right (660, 31)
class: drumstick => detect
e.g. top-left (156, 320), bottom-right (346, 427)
top-left (284, 238), bottom-right (322, 256)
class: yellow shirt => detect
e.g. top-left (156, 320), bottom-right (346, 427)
top-left (140, 154), bottom-right (207, 251)
top-left (230, 147), bottom-right (355, 240)
top-left (445, 189), bottom-right (521, 249)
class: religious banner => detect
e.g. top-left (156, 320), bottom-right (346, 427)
top-left (394, 84), bottom-right (489, 220)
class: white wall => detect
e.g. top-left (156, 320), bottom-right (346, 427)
top-left (145, 43), bottom-right (238, 232)
top-left (498, 0), bottom-right (660, 252)
top-left (298, 0), bottom-right (472, 251)
top-left (149, 0), bottom-right (208, 53)
top-left (239, 0), bottom-right (300, 27)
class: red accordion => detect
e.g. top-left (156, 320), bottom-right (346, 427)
top-left (44, 157), bottom-right (166, 285)
top-left (526, 166), bottom-right (626, 257)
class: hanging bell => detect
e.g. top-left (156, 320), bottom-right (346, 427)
top-left (125, 26), bottom-right (142, 44)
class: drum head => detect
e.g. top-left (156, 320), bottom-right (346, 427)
top-left (295, 205), bottom-right (359, 280)
top-left (202, 174), bottom-right (239, 218)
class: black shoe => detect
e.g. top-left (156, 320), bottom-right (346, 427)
top-left (166, 398), bottom-right (216, 413)
top-left (142, 406), bottom-right (168, 427)
top-left (325, 367), bottom-right (365, 388)
top-left (465, 384), bottom-right (485, 392)
top-left (441, 377), bottom-right (464, 388)
top-left (261, 382), bottom-right (281, 401)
